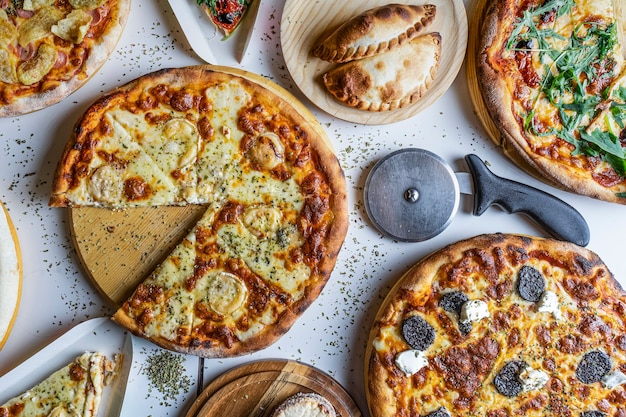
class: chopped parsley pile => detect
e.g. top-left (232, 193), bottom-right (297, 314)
top-left (505, 0), bottom-right (626, 184)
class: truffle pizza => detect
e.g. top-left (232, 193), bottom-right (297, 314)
top-left (366, 234), bottom-right (626, 417)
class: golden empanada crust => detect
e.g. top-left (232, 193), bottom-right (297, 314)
top-left (312, 4), bottom-right (437, 63)
top-left (322, 33), bottom-right (441, 111)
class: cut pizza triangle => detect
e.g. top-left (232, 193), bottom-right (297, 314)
top-left (0, 352), bottom-right (117, 417)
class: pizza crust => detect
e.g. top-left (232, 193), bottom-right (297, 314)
top-left (365, 233), bottom-right (626, 417)
top-left (477, 0), bottom-right (626, 203)
top-left (311, 4), bottom-right (437, 63)
top-left (0, 0), bottom-right (131, 117)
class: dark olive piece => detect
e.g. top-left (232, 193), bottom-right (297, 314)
top-left (576, 351), bottom-right (612, 384)
top-left (581, 412), bottom-right (607, 417)
top-left (494, 360), bottom-right (526, 397)
top-left (401, 315), bottom-right (435, 351)
top-left (423, 407), bottom-right (450, 417)
top-left (439, 291), bottom-right (469, 314)
top-left (517, 265), bottom-right (545, 302)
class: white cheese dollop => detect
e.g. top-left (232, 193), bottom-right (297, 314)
top-left (602, 371), bottom-right (626, 389)
top-left (537, 290), bottom-right (562, 320)
top-left (460, 300), bottom-right (490, 324)
top-left (519, 366), bottom-right (549, 392)
top-left (395, 350), bottom-right (428, 377)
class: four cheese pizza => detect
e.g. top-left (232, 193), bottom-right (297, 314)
top-left (478, 0), bottom-right (626, 203)
top-left (49, 66), bottom-right (349, 357)
top-left (0, 352), bottom-right (118, 417)
top-left (0, 0), bottom-right (130, 117)
top-left (366, 234), bottom-right (626, 417)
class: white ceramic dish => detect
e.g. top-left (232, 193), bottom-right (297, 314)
top-left (168, 0), bottom-right (258, 64)
top-left (0, 318), bottom-right (129, 416)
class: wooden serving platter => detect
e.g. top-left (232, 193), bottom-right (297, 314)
top-left (281, 0), bottom-right (468, 125)
top-left (68, 65), bottom-right (334, 306)
top-left (185, 360), bottom-right (362, 417)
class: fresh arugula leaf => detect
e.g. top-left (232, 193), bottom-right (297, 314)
top-left (579, 129), bottom-right (625, 159)
top-left (606, 153), bottom-right (626, 176)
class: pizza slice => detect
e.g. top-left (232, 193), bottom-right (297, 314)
top-left (196, 0), bottom-right (253, 39)
top-left (0, 352), bottom-right (118, 417)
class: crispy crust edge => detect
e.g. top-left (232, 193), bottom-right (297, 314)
top-left (0, 0), bottom-right (131, 118)
top-left (312, 4), bottom-right (437, 63)
top-left (477, 0), bottom-right (625, 204)
top-left (364, 233), bottom-right (622, 417)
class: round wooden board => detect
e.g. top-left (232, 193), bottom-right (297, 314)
top-left (281, 0), bottom-right (468, 125)
top-left (186, 360), bottom-right (362, 417)
top-left (68, 65), bottom-right (334, 307)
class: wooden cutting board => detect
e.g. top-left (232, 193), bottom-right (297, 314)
top-left (281, 0), bottom-right (468, 125)
top-left (185, 360), bottom-right (362, 417)
top-left (69, 65), bottom-right (334, 307)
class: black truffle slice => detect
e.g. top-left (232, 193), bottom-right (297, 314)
top-left (439, 291), bottom-right (468, 315)
top-left (494, 360), bottom-right (526, 397)
top-left (458, 321), bottom-right (472, 335)
top-left (581, 412), bottom-right (607, 417)
top-left (517, 265), bottom-right (545, 302)
top-left (401, 315), bottom-right (435, 351)
top-left (423, 407), bottom-right (450, 417)
top-left (576, 351), bottom-right (612, 384)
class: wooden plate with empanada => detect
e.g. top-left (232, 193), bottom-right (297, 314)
top-left (281, 0), bottom-right (468, 125)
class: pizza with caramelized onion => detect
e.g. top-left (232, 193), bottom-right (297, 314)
top-left (366, 234), bottom-right (626, 417)
top-left (49, 66), bottom-right (348, 358)
top-left (478, 0), bottom-right (626, 203)
top-left (0, 0), bottom-right (129, 117)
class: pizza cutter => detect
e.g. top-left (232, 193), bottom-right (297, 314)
top-left (364, 148), bottom-right (590, 246)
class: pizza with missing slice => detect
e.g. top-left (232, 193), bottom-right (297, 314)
top-left (0, 352), bottom-right (118, 417)
top-left (0, 0), bottom-right (130, 117)
top-left (365, 234), bottom-right (626, 417)
top-left (49, 66), bottom-right (348, 357)
top-left (478, 0), bottom-right (626, 203)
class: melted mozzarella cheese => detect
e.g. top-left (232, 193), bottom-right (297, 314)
top-left (0, 353), bottom-right (105, 417)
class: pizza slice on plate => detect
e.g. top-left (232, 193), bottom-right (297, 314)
top-left (0, 352), bottom-right (118, 417)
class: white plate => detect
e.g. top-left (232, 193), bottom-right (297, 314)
top-left (168, 0), bottom-right (257, 64)
top-left (0, 318), bottom-right (128, 416)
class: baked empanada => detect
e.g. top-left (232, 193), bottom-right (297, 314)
top-left (322, 33), bottom-right (441, 112)
top-left (312, 4), bottom-right (437, 63)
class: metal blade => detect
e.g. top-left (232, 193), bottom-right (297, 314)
top-left (108, 333), bottom-right (134, 417)
top-left (236, 0), bottom-right (262, 63)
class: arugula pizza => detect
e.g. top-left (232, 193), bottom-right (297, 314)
top-left (478, 0), bottom-right (626, 203)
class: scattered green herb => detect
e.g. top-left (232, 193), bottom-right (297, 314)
top-left (143, 350), bottom-right (192, 407)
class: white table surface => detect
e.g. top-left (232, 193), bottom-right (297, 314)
top-left (1, 0), bottom-right (626, 416)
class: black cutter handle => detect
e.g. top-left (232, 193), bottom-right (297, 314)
top-left (464, 154), bottom-right (590, 246)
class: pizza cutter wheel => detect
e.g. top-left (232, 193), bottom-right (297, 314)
top-left (364, 149), bottom-right (590, 246)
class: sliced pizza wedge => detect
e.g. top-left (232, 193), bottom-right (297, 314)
top-left (0, 352), bottom-right (118, 417)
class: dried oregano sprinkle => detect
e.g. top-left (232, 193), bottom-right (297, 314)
top-left (142, 350), bottom-right (192, 406)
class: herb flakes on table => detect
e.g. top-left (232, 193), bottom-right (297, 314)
top-left (142, 349), bottom-right (192, 407)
